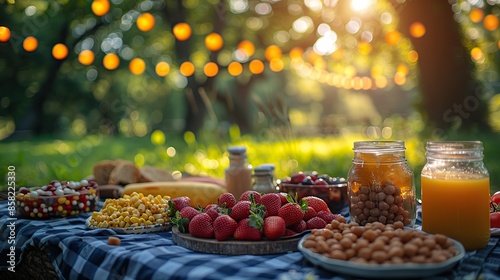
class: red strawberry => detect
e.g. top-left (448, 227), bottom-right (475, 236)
top-left (317, 210), bottom-right (338, 224)
top-left (279, 202), bottom-right (306, 227)
top-left (290, 220), bottom-right (307, 233)
top-left (205, 203), bottom-right (219, 211)
top-left (188, 213), bottom-right (214, 238)
top-left (303, 206), bottom-right (317, 221)
top-left (229, 200), bottom-right (252, 221)
top-left (233, 218), bottom-right (262, 241)
top-left (180, 206), bottom-right (199, 221)
top-left (277, 192), bottom-right (289, 206)
top-left (218, 193), bottom-right (237, 208)
top-left (170, 196), bottom-right (191, 211)
top-left (263, 216), bottom-right (286, 240)
top-left (306, 217), bottom-right (327, 229)
top-left (303, 196), bottom-right (330, 213)
top-left (239, 190), bottom-right (261, 203)
top-left (213, 214), bottom-right (238, 241)
top-left (205, 206), bottom-right (220, 221)
top-left (260, 193), bottom-right (281, 217)
top-left (171, 206), bottom-right (199, 233)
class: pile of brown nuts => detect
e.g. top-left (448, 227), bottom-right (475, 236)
top-left (349, 181), bottom-right (412, 226)
top-left (302, 218), bottom-right (460, 265)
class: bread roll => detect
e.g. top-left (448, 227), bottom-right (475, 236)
top-left (93, 160), bottom-right (119, 186)
top-left (138, 165), bottom-right (175, 182)
top-left (108, 160), bottom-right (140, 185)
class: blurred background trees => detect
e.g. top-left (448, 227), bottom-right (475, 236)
top-left (0, 0), bottom-right (499, 142)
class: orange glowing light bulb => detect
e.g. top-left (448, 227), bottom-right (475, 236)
top-left (23, 36), bottom-right (38, 52)
top-left (129, 58), bottom-right (146, 75)
top-left (103, 53), bottom-right (120, 70)
top-left (227, 61), bottom-right (243, 76)
top-left (173, 23), bottom-right (192, 41)
top-left (0, 26), bottom-right (11, 42)
top-left (249, 59), bottom-right (264, 74)
top-left (52, 43), bottom-right (69, 60)
top-left (91, 0), bottom-right (110, 17)
top-left (155, 61), bottom-right (170, 77)
top-left (78, 50), bottom-right (95, 65)
top-left (205, 32), bottom-right (224, 52)
top-left (137, 13), bottom-right (155, 32)
top-left (204, 62), bottom-right (219, 77)
top-left (179, 61), bottom-right (195, 76)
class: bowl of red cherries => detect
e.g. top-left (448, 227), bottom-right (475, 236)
top-left (279, 171), bottom-right (348, 214)
top-left (15, 179), bottom-right (99, 219)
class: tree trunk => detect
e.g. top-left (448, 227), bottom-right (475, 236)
top-left (396, 0), bottom-right (489, 132)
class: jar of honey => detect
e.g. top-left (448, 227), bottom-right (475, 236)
top-left (347, 141), bottom-right (416, 226)
top-left (421, 141), bottom-right (490, 251)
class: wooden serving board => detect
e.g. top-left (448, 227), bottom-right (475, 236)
top-left (172, 227), bottom-right (301, 255)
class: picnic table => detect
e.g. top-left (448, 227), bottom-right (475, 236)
top-left (1, 200), bottom-right (499, 280)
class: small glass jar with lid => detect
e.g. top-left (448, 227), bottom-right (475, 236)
top-left (421, 141), bottom-right (490, 251)
top-left (347, 141), bottom-right (416, 226)
top-left (225, 146), bottom-right (253, 199)
top-left (252, 166), bottom-right (276, 193)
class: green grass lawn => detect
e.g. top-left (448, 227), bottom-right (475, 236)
top-left (1, 131), bottom-right (499, 198)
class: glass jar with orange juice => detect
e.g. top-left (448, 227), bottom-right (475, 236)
top-left (421, 141), bottom-right (490, 251)
top-left (348, 141), bottom-right (416, 226)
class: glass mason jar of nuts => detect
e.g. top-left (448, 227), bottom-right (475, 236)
top-left (347, 141), bottom-right (416, 226)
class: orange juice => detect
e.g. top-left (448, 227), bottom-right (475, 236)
top-left (421, 176), bottom-right (490, 251)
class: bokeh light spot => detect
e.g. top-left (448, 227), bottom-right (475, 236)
top-left (151, 130), bottom-right (166, 145)
top-left (385, 30), bottom-right (401, 46)
top-left (269, 58), bottom-right (284, 72)
top-left (409, 22), bottom-right (426, 38)
top-left (204, 62), bottom-right (219, 77)
top-left (173, 22), bottom-right (192, 41)
top-left (408, 50), bottom-right (418, 62)
top-left (23, 36), bottom-right (38, 52)
top-left (265, 45), bottom-right (282, 61)
top-left (484, 14), bottom-right (499, 31)
top-left (180, 61), bottom-right (195, 76)
top-left (134, 153), bottom-right (145, 167)
top-left (155, 61), bottom-right (170, 77)
top-left (129, 58), bottom-right (146, 75)
top-left (469, 8), bottom-right (484, 23)
top-left (137, 12), bottom-right (155, 32)
top-left (103, 53), bottom-right (120, 70)
top-left (237, 40), bottom-right (255, 57)
top-left (52, 43), bottom-right (69, 60)
top-left (78, 50), bottom-right (95, 66)
top-left (0, 26), bottom-right (11, 42)
top-left (91, 0), bottom-right (110, 17)
top-left (471, 47), bottom-right (483, 61)
top-left (358, 42), bottom-right (372, 55)
top-left (249, 59), bottom-right (264, 74)
top-left (228, 61), bottom-right (243, 76)
top-left (205, 32), bottom-right (224, 52)
top-left (289, 47), bottom-right (304, 60)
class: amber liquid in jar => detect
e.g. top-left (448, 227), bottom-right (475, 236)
top-left (348, 141), bottom-right (416, 226)
top-left (421, 141), bottom-right (490, 251)
top-left (225, 146), bottom-right (253, 199)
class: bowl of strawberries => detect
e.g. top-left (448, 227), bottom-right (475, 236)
top-left (278, 171), bottom-right (348, 214)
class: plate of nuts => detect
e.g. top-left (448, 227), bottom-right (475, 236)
top-left (15, 180), bottom-right (99, 219)
top-left (86, 192), bottom-right (172, 234)
top-left (298, 217), bottom-right (465, 279)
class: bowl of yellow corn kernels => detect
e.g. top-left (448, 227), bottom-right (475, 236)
top-left (15, 180), bottom-right (99, 219)
top-left (86, 192), bottom-right (172, 234)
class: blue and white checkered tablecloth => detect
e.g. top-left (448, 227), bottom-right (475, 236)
top-left (1, 200), bottom-right (499, 280)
